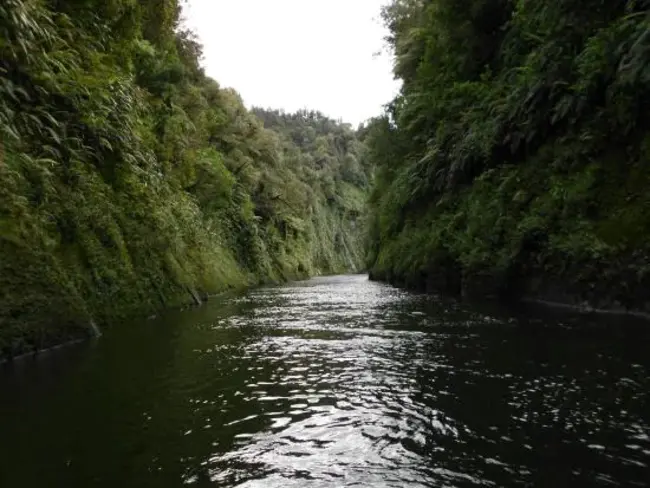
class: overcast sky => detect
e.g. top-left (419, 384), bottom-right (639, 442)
top-left (182, 0), bottom-right (399, 126)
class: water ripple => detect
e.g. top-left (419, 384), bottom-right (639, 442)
top-left (176, 276), bottom-right (650, 487)
top-left (1, 275), bottom-right (649, 488)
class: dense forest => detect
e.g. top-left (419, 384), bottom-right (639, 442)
top-left (0, 0), bottom-right (369, 359)
top-left (366, 0), bottom-right (650, 313)
top-left (3, 0), bottom-right (650, 358)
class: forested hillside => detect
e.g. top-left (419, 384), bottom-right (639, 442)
top-left (252, 108), bottom-right (370, 271)
top-left (0, 0), bottom-right (367, 359)
top-left (366, 0), bottom-right (650, 312)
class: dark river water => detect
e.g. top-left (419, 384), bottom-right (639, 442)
top-left (1, 275), bottom-right (649, 487)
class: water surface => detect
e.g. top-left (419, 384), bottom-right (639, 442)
top-left (1, 275), bottom-right (649, 487)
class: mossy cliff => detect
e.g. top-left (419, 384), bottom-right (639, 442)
top-left (364, 0), bottom-right (650, 314)
top-left (0, 0), bottom-right (369, 359)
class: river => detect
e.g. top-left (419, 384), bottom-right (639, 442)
top-left (1, 275), bottom-right (649, 487)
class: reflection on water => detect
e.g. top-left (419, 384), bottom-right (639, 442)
top-left (0, 275), bottom-right (649, 487)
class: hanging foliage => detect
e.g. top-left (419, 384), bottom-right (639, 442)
top-left (0, 0), bottom-right (369, 359)
top-left (366, 0), bottom-right (650, 309)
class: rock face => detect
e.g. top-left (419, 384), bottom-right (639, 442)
top-left (370, 245), bottom-right (650, 318)
top-left (370, 261), bottom-right (650, 320)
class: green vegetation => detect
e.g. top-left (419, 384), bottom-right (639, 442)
top-left (5, 0), bottom-right (648, 357)
top-left (365, 0), bottom-right (650, 311)
top-left (0, 0), bottom-right (368, 359)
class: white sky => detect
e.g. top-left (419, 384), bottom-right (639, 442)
top-left (182, 0), bottom-right (400, 126)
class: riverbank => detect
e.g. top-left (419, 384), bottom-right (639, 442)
top-left (0, 267), bottom-right (362, 363)
top-left (0, 281), bottom-right (241, 364)
top-left (369, 262), bottom-right (650, 321)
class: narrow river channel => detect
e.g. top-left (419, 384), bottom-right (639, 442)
top-left (1, 275), bottom-right (649, 487)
